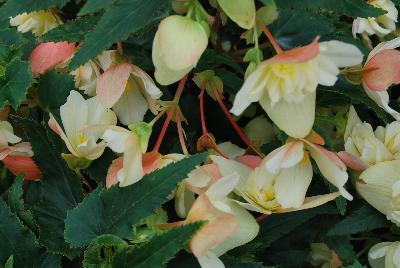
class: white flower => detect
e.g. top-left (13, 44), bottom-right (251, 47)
top-left (369, 241), bottom-right (400, 268)
top-left (343, 106), bottom-right (394, 167)
top-left (152, 15), bottom-right (209, 85)
top-left (356, 160), bottom-right (400, 226)
top-left (48, 91), bottom-right (117, 161)
top-left (353, 0), bottom-right (398, 37)
top-left (10, 10), bottom-right (62, 36)
top-left (231, 39), bottom-right (363, 138)
top-left (244, 115), bottom-right (277, 146)
top-left (70, 51), bottom-right (115, 96)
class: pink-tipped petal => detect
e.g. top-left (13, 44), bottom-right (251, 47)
top-left (2, 155), bottom-right (42, 180)
top-left (268, 37), bottom-right (320, 65)
top-left (30, 42), bottom-right (75, 74)
top-left (305, 130), bottom-right (325, 145)
top-left (200, 163), bottom-right (222, 180)
top-left (306, 142), bottom-right (347, 170)
top-left (96, 63), bottom-right (133, 108)
top-left (337, 151), bottom-right (368, 172)
top-left (142, 151), bottom-right (162, 174)
top-left (188, 194), bottom-right (239, 257)
top-left (236, 155), bottom-right (262, 169)
top-left (48, 116), bottom-right (62, 136)
top-left (362, 49), bottom-right (400, 91)
top-left (106, 157), bottom-right (123, 188)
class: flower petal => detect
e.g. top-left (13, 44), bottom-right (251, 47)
top-left (106, 156), bottom-right (123, 188)
top-left (217, 0), bottom-right (255, 29)
top-left (30, 42), bottom-right (75, 74)
top-left (265, 141), bottom-right (305, 174)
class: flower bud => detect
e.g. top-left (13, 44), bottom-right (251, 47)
top-left (369, 241), bottom-right (400, 268)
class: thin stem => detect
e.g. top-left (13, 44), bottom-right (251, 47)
top-left (149, 110), bottom-right (166, 126)
top-left (117, 41), bottom-right (124, 55)
top-left (176, 114), bottom-right (190, 156)
top-left (256, 214), bottom-right (269, 222)
top-left (257, 19), bottom-right (282, 54)
top-left (152, 108), bottom-right (174, 153)
top-left (199, 89), bottom-right (208, 135)
top-left (253, 22), bottom-right (259, 49)
top-left (215, 93), bottom-right (263, 157)
top-left (173, 74), bottom-right (188, 102)
top-left (158, 220), bottom-right (185, 230)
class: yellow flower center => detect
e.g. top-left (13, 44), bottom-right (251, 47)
top-left (76, 133), bottom-right (88, 147)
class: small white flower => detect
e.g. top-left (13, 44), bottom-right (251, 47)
top-left (10, 10), bottom-right (62, 36)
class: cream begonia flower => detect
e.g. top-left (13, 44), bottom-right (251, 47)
top-left (186, 173), bottom-right (259, 268)
top-left (152, 15), bottom-right (209, 85)
top-left (369, 241), bottom-right (400, 268)
top-left (353, 0), bottom-right (398, 38)
top-left (341, 106), bottom-right (394, 169)
top-left (96, 62), bottom-right (162, 125)
top-left (10, 10), bottom-right (62, 36)
top-left (361, 38), bottom-right (400, 121)
top-left (231, 39), bottom-right (363, 138)
top-left (48, 91), bottom-right (117, 161)
top-left (356, 160), bottom-right (400, 226)
top-left (308, 243), bottom-right (342, 268)
top-left (211, 133), bottom-right (348, 215)
top-left (103, 126), bottom-right (144, 187)
top-left (70, 51), bottom-right (115, 96)
top-left (216, 0), bottom-right (255, 29)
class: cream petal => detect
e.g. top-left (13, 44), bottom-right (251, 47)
top-left (217, 142), bottom-right (245, 159)
top-left (217, 0), bottom-right (256, 29)
top-left (119, 134), bottom-right (144, 186)
top-left (344, 105), bottom-right (363, 141)
top-left (102, 127), bottom-right (131, 153)
top-left (206, 173), bottom-right (240, 203)
top-left (274, 161), bottom-right (313, 209)
top-left (265, 141), bottom-right (304, 174)
top-left (319, 41), bottom-right (363, 68)
top-left (197, 252), bottom-right (225, 268)
top-left (174, 182), bottom-right (196, 218)
top-left (131, 65), bottom-right (162, 99)
top-left (364, 85), bottom-right (400, 121)
top-left (260, 91), bottom-right (316, 139)
top-left (276, 192), bottom-right (340, 213)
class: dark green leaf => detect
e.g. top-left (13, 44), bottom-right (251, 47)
top-left (0, 198), bottom-right (60, 268)
top-left (83, 234), bottom-right (128, 268)
top-left (270, 9), bottom-right (335, 50)
top-left (7, 175), bottom-right (34, 230)
top-left (328, 206), bottom-right (389, 236)
top-left (84, 149), bottom-right (115, 184)
top-left (220, 256), bottom-right (264, 268)
top-left (39, 15), bottom-right (101, 43)
top-left (65, 152), bottom-right (209, 247)
top-left (0, 58), bottom-right (33, 109)
top-left (275, 0), bottom-right (385, 17)
top-left (79, 0), bottom-right (114, 16)
top-left (112, 222), bottom-right (203, 268)
top-left (344, 260), bottom-right (367, 268)
top-left (37, 71), bottom-right (75, 111)
top-left (70, 0), bottom-right (170, 69)
top-left (0, 0), bottom-right (69, 18)
top-left (4, 256), bottom-right (13, 268)
top-left (13, 117), bottom-right (83, 258)
top-left (325, 236), bottom-right (356, 262)
top-left (0, 28), bottom-right (24, 46)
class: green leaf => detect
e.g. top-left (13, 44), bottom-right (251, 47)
top-left (65, 152), bottom-right (209, 247)
top-left (79, 0), bottom-right (114, 16)
top-left (0, 28), bottom-right (24, 46)
top-left (112, 222), bottom-right (203, 268)
top-left (7, 175), bottom-right (34, 230)
top-left (255, 205), bottom-right (337, 246)
top-left (84, 149), bottom-right (115, 184)
top-left (0, 198), bottom-right (60, 268)
top-left (13, 117), bottom-right (83, 258)
top-left (39, 15), bottom-right (101, 43)
top-left (270, 9), bottom-right (335, 50)
top-left (0, 0), bottom-right (69, 18)
top-left (4, 256), bottom-right (13, 268)
top-left (37, 71), bottom-right (75, 111)
top-left (70, 0), bottom-right (170, 69)
top-left (275, 0), bottom-right (385, 17)
top-left (0, 58), bottom-right (33, 109)
top-left (327, 205), bottom-right (389, 236)
top-left (344, 260), bottom-right (367, 268)
top-left (83, 234), bottom-right (128, 268)
top-left (325, 236), bottom-right (356, 262)
top-left (220, 256), bottom-right (264, 268)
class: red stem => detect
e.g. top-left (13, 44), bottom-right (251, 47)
top-left (176, 115), bottom-right (189, 155)
top-left (257, 19), bottom-right (282, 54)
top-left (199, 89), bottom-right (208, 135)
top-left (152, 109), bottom-right (174, 153)
top-left (158, 220), bottom-right (185, 230)
top-left (256, 214), bottom-right (269, 222)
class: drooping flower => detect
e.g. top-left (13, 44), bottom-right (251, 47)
top-left (186, 173), bottom-right (259, 268)
top-left (341, 106), bottom-right (394, 169)
top-left (231, 39), bottom-right (363, 138)
top-left (10, 10), bottom-right (62, 36)
top-left (152, 15), bottom-right (209, 85)
top-left (369, 241), bottom-right (400, 268)
top-left (70, 50), bottom-right (115, 96)
top-left (0, 121), bottom-right (41, 180)
top-left (48, 90), bottom-right (117, 161)
top-left (212, 131), bottom-right (348, 214)
top-left (216, 0), bottom-right (256, 29)
top-left (356, 160), bottom-right (400, 226)
top-left (360, 38), bottom-right (400, 120)
top-left (243, 115), bottom-right (277, 146)
top-left (96, 62), bottom-right (163, 125)
top-left (352, 0), bottom-right (398, 38)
